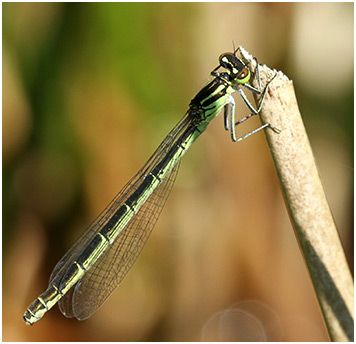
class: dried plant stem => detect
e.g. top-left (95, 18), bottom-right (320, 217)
top-left (240, 47), bottom-right (354, 342)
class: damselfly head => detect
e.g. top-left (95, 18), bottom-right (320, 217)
top-left (219, 53), bottom-right (251, 85)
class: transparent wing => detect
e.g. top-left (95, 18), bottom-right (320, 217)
top-left (63, 159), bottom-right (180, 320)
top-left (49, 194), bottom-right (121, 284)
top-left (46, 112), bottom-right (191, 315)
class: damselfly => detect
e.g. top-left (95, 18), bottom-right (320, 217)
top-left (23, 47), bottom-right (280, 325)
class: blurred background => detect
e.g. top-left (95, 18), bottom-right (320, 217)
top-left (3, 3), bottom-right (353, 341)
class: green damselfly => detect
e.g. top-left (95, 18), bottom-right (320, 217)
top-left (23, 47), bottom-right (280, 325)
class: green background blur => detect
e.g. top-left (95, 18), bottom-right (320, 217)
top-left (3, 3), bottom-right (353, 341)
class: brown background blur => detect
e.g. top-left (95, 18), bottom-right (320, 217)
top-left (3, 3), bottom-right (353, 342)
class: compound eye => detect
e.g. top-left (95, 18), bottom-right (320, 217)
top-left (237, 67), bottom-right (249, 80)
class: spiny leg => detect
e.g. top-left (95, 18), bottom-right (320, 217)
top-left (238, 56), bottom-right (263, 96)
top-left (238, 69), bottom-right (277, 115)
top-left (223, 95), bottom-right (235, 132)
top-left (225, 78), bottom-right (280, 142)
top-left (224, 94), bottom-right (264, 142)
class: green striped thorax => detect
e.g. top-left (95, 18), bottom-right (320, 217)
top-left (189, 51), bottom-right (251, 132)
